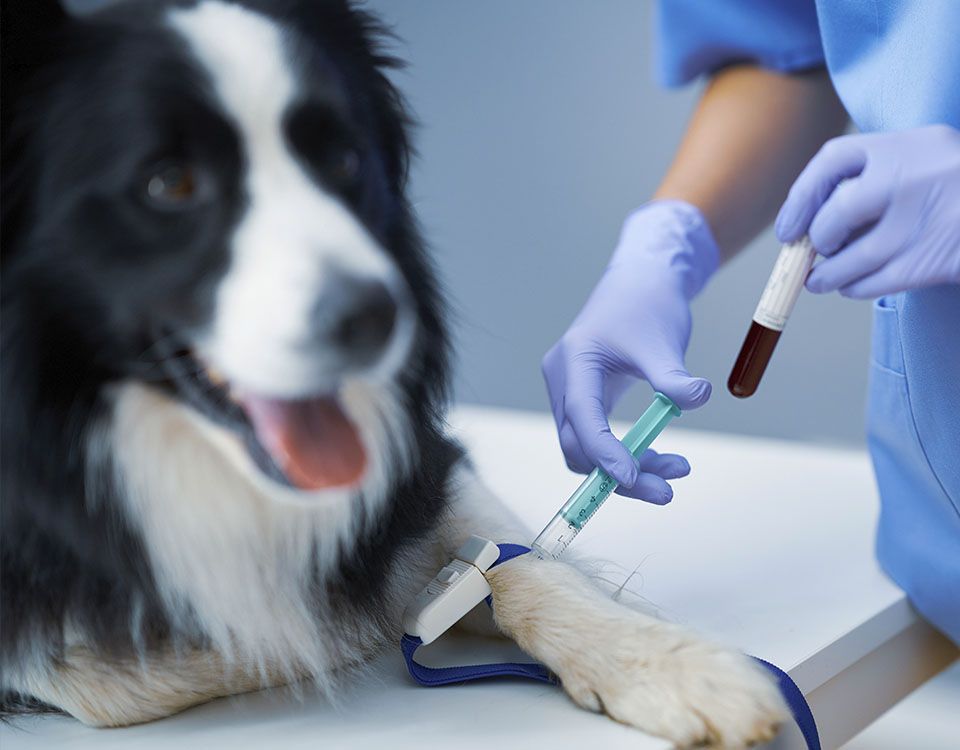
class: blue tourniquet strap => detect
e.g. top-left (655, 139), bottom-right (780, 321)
top-left (487, 543), bottom-right (531, 566)
top-left (752, 658), bottom-right (821, 750)
top-left (400, 544), bottom-right (819, 750)
top-left (400, 634), bottom-right (555, 685)
top-left (400, 542), bottom-right (556, 686)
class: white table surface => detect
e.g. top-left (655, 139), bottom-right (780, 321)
top-left (4, 405), bottom-right (957, 749)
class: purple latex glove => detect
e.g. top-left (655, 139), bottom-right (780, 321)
top-left (776, 125), bottom-right (960, 298)
top-left (542, 200), bottom-right (719, 503)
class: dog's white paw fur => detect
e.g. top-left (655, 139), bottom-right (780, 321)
top-left (487, 556), bottom-right (788, 748)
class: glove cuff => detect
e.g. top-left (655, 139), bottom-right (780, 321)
top-left (615, 199), bottom-right (720, 299)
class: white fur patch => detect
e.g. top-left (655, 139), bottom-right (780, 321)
top-left (169, 1), bottom-right (411, 398)
top-left (103, 380), bottom-right (412, 681)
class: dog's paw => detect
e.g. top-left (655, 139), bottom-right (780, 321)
top-left (487, 557), bottom-right (787, 748)
top-left (556, 620), bottom-right (787, 748)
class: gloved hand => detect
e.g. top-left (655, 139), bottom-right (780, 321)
top-left (775, 125), bottom-right (960, 297)
top-left (542, 200), bottom-right (719, 503)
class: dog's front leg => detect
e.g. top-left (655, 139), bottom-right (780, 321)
top-left (441, 460), bottom-right (787, 748)
top-left (9, 645), bottom-right (306, 728)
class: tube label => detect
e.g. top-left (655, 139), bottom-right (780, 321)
top-left (752, 237), bottom-right (816, 331)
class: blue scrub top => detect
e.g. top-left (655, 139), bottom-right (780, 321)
top-left (656, 0), bottom-right (960, 644)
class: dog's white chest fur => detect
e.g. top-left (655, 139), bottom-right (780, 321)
top-left (102, 381), bottom-right (415, 680)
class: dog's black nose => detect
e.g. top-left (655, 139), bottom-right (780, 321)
top-left (318, 274), bottom-right (398, 367)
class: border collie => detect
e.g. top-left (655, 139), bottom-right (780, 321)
top-left (1, 1), bottom-right (786, 745)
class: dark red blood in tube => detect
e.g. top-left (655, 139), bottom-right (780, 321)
top-left (727, 321), bottom-right (782, 398)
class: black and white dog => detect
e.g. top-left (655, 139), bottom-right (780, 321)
top-left (0, 1), bottom-right (786, 745)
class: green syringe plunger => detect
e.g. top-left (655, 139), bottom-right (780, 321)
top-left (530, 392), bottom-right (681, 560)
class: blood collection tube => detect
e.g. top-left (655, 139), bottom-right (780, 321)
top-left (728, 236), bottom-right (816, 398)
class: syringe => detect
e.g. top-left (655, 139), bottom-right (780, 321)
top-left (530, 392), bottom-right (681, 560)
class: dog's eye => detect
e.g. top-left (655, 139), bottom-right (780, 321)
top-left (143, 162), bottom-right (209, 209)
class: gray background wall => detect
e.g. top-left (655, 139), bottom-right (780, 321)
top-left (366, 0), bottom-right (872, 445)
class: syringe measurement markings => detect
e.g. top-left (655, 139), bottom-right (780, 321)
top-left (576, 478), bottom-right (612, 520)
top-left (577, 482), bottom-right (608, 518)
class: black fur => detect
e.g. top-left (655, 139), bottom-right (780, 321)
top-left (1, 0), bottom-right (455, 713)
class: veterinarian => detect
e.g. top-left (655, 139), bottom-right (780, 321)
top-left (543, 0), bottom-right (960, 645)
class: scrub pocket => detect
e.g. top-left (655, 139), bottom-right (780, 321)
top-left (869, 296), bottom-right (905, 375)
top-left (867, 294), bottom-right (960, 645)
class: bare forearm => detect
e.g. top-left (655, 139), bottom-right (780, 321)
top-left (653, 65), bottom-right (849, 261)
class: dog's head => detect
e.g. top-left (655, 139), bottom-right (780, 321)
top-left (2, 0), bottom-right (444, 497)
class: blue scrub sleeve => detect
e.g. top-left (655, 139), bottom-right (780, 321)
top-left (655, 0), bottom-right (826, 87)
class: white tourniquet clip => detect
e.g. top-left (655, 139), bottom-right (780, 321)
top-left (402, 535), bottom-right (501, 645)
top-left (400, 536), bottom-right (554, 685)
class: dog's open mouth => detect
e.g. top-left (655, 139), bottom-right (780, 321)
top-left (150, 333), bottom-right (366, 491)
top-left (237, 393), bottom-right (366, 490)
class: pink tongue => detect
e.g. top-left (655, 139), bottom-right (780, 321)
top-left (238, 395), bottom-right (366, 490)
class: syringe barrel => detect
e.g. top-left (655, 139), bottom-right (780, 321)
top-left (556, 466), bottom-right (617, 531)
top-left (530, 393), bottom-right (680, 559)
top-left (530, 513), bottom-right (580, 559)
top-left (619, 392), bottom-right (680, 455)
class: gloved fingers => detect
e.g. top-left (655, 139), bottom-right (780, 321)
top-left (636, 448), bottom-right (691, 480)
top-left (560, 424), bottom-right (690, 474)
top-left (641, 355), bottom-right (712, 411)
top-left (613, 472), bottom-right (674, 504)
top-left (836, 264), bottom-right (904, 299)
top-left (776, 137), bottom-right (869, 243)
top-left (560, 422), bottom-right (688, 489)
top-left (562, 363), bottom-right (640, 488)
top-left (837, 251), bottom-right (939, 299)
top-left (558, 433), bottom-right (680, 505)
top-left (806, 213), bottom-right (902, 294)
top-left (544, 343), bottom-right (635, 476)
top-left (807, 172), bottom-right (891, 257)
top-left (557, 419), bottom-right (594, 475)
